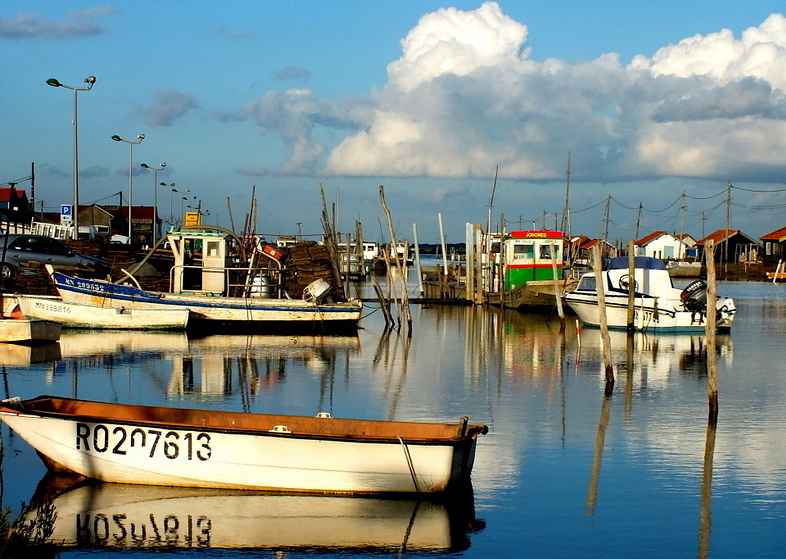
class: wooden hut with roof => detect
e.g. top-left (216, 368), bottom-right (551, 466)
top-left (695, 229), bottom-right (761, 263)
top-left (760, 226), bottom-right (786, 265)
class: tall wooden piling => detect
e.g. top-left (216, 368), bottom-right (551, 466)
top-left (626, 240), bottom-right (635, 333)
top-left (550, 243), bottom-right (565, 330)
top-left (705, 239), bottom-right (718, 421)
top-left (592, 244), bottom-right (614, 389)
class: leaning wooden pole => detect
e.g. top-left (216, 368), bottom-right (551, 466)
top-left (592, 244), bottom-right (615, 390)
top-left (379, 185), bottom-right (412, 336)
top-left (705, 240), bottom-right (719, 422)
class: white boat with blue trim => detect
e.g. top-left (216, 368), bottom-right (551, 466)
top-left (48, 227), bottom-right (362, 331)
top-left (562, 256), bottom-right (736, 333)
top-left (0, 396), bottom-right (487, 495)
top-left (15, 294), bottom-right (190, 330)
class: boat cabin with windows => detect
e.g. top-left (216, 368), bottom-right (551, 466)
top-left (504, 231), bottom-right (564, 291)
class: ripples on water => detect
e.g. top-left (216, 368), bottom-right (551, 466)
top-left (0, 280), bottom-right (784, 557)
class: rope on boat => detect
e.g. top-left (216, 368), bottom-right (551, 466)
top-left (396, 435), bottom-right (420, 492)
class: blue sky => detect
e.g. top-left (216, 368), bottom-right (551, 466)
top-left (3, 1), bottom-right (786, 245)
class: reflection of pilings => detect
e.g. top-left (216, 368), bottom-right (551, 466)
top-left (697, 420), bottom-right (717, 559)
top-left (625, 333), bottom-right (634, 420)
top-left (386, 331), bottom-right (412, 421)
top-left (586, 393), bottom-right (612, 515)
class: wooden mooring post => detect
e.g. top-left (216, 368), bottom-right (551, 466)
top-left (626, 240), bottom-right (635, 334)
top-left (592, 244), bottom-right (614, 391)
top-left (705, 240), bottom-right (718, 422)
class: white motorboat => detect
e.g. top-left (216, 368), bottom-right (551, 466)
top-left (562, 256), bottom-right (736, 332)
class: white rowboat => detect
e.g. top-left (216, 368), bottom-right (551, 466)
top-left (0, 396), bottom-right (487, 495)
top-left (0, 317), bottom-right (61, 343)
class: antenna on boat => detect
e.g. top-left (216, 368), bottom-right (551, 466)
top-left (486, 165), bottom-right (498, 235)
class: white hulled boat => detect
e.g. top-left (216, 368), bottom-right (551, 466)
top-left (562, 256), bottom-right (736, 333)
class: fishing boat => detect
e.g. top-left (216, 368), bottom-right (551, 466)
top-left (562, 256), bottom-right (736, 332)
top-left (24, 474), bottom-right (481, 551)
top-left (0, 396), bottom-right (487, 495)
top-left (666, 260), bottom-right (702, 278)
top-left (15, 295), bottom-right (190, 330)
top-left (483, 230), bottom-right (575, 309)
top-left (49, 227), bottom-right (363, 331)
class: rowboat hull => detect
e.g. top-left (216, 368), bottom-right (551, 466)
top-left (51, 272), bottom-right (362, 330)
top-left (16, 295), bottom-right (190, 330)
top-left (0, 318), bottom-right (61, 343)
top-left (0, 397), bottom-right (486, 495)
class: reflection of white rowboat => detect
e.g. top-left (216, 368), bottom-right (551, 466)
top-left (0, 341), bottom-right (60, 366)
top-left (16, 295), bottom-right (190, 330)
top-left (27, 475), bottom-right (481, 551)
top-left (0, 396), bottom-right (487, 495)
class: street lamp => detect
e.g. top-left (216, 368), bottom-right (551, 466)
top-left (141, 162), bottom-right (165, 244)
top-left (173, 188), bottom-right (189, 228)
top-left (46, 75), bottom-right (96, 238)
top-left (111, 134), bottom-right (145, 243)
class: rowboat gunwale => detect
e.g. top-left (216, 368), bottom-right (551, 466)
top-left (0, 395), bottom-right (488, 444)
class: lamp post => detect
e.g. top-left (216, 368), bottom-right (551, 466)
top-left (46, 76), bottom-right (96, 238)
top-left (111, 134), bottom-right (145, 243)
top-left (141, 162), bottom-right (165, 244)
top-left (173, 188), bottom-right (190, 228)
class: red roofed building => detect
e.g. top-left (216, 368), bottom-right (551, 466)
top-left (696, 229), bottom-right (761, 263)
top-left (0, 187), bottom-right (32, 226)
top-left (760, 226), bottom-right (786, 262)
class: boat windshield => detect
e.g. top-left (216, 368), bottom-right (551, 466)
top-left (577, 275), bottom-right (596, 292)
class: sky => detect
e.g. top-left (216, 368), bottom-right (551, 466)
top-left (3, 1), bottom-right (786, 245)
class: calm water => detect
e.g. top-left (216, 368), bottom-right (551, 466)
top-left (1, 277), bottom-right (785, 558)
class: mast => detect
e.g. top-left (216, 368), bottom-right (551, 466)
top-left (560, 151), bottom-right (571, 236)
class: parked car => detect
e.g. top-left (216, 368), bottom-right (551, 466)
top-left (0, 234), bottom-right (110, 279)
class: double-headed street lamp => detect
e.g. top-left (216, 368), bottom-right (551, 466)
top-left (111, 134), bottom-right (145, 242)
top-left (141, 162), bottom-right (165, 244)
top-left (46, 75), bottom-right (96, 238)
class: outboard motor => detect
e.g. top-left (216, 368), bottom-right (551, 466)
top-left (680, 280), bottom-right (708, 314)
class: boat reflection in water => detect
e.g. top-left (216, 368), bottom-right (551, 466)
top-left (575, 327), bottom-right (733, 380)
top-left (168, 333), bottom-right (361, 398)
top-left (25, 474), bottom-right (483, 553)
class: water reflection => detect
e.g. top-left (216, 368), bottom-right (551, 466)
top-left (575, 327), bottom-right (733, 381)
top-left (168, 334), bottom-right (361, 403)
top-left (0, 342), bottom-right (60, 366)
top-left (23, 474), bottom-right (483, 553)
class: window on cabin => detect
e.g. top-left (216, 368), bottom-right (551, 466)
top-left (540, 244), bottom-right (558, 259)
top-left (513, 243), bottom-right (534, 259)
